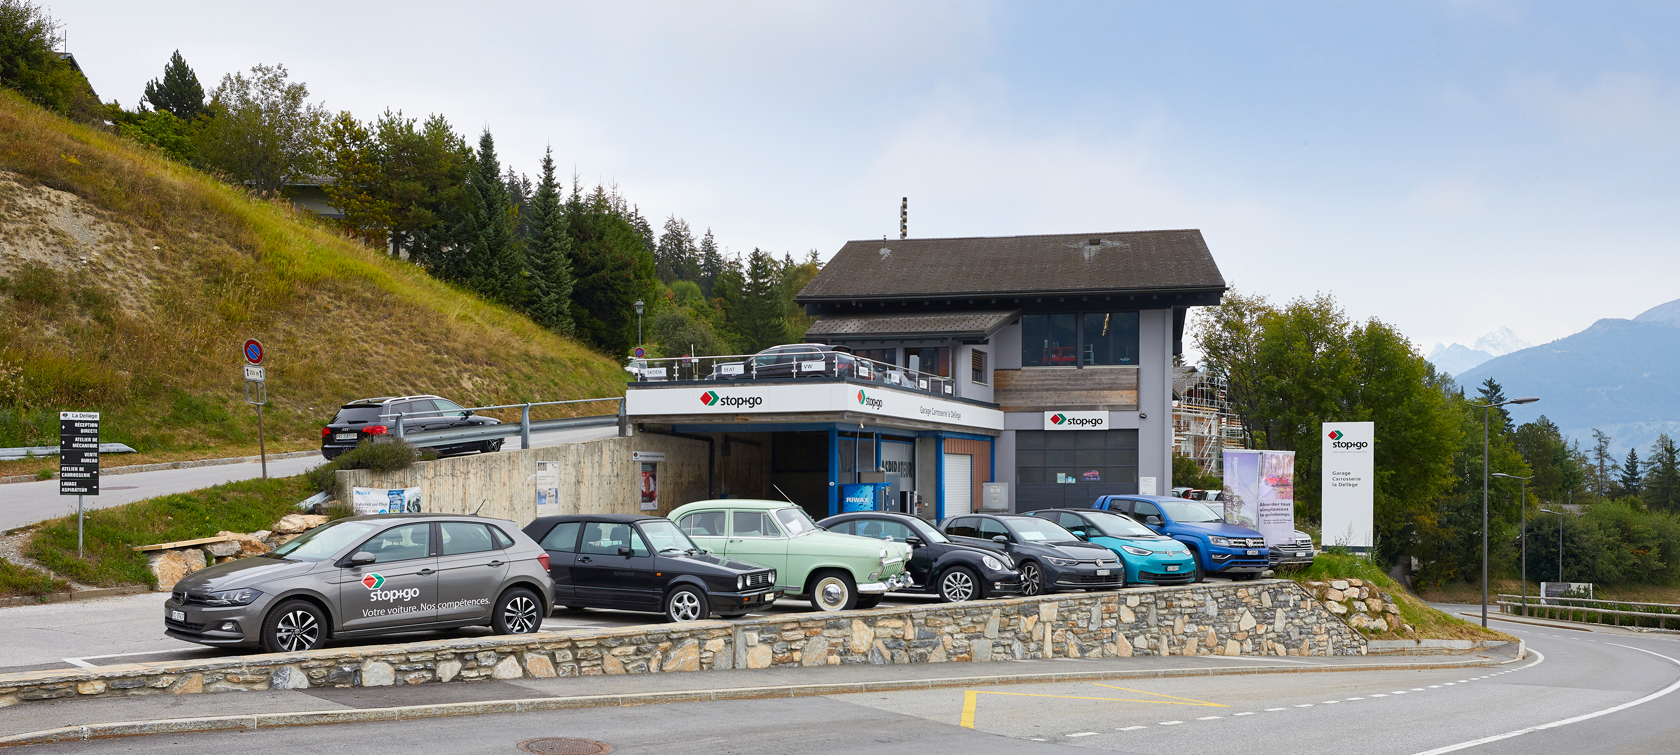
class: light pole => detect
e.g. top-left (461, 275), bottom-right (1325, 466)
top-left (1469, 396), bottom-right (1538, 627)
top-left (634, 299), bottom-right (645, 351)
top-left (1493, 472), bottom-right (1533, 616)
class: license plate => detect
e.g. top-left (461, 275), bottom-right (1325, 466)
top-left (1247, 550), bottom-right (1259, 556)
top-left (1096, 569), bottom-right (1110, 576)
top-left (335, 433), bottom-right (357, 441)
top-left (170, 610), bottom-right (184, 621)
top-left (1166, 565), bottom-right (1179, 572)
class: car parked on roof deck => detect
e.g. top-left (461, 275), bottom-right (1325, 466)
top-left (939, 513), bottom-right (1123, 595)
top-left (1027, 509), bottom-right (1197, 586)
top-left (1090, 495), bottom-right (1270, 580)
top-left (820, 511), bottom-right (1022, 602)
top-left (164, 514), bottom-right (552, 653)
top-left (670, 500), bottom-right (911, 612)
top-left (707, 344), bottom-right (859, 381)
top-left (320, 395), bottom-right (502, 460)
top-left (521, 514), bottom-right (779, 622)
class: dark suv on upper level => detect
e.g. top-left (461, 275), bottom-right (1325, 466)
top-left (320, 395), bottom-right (502, 460)
top-left (708, 344), bottom-right (859, 381)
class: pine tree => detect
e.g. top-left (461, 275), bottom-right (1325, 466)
top-left (321, 111), bottom-right (391, 246)
top-left (565, 184), bottom-right (653, 355)
top-left (453, 129), bottom-right (523, 304)
top-left (731, 249), bottom-right (790, 352)
top-left (142, 50), bottom-right (205, 119)
top-left (698, 229), bottom-right (723, 298)
top-left (503, 167), bottom-right (531, 238)
top-left (655, 216), bottom-right (696, 284)
top-left (1475, 377), bottom-right (1513, 433)
top-left (1644, 435), bottom-right (1680, 512)
top-left (1618, 447), bottom-right (1644, 499)
top-left (523, 147), bottom-right (573, 335)
top-left (1590, 429), bottom-right (1615, 502)
top-left (374, 111), bottom-right (470, 265)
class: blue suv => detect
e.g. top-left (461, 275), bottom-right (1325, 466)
top-left (1090, 495), bottom-right (1270, 580)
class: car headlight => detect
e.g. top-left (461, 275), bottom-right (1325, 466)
top-left (1121, 545), bottom-right (1152, 556)
top-left (737, 575), bottom-right (744, 590)
top-left (202, 588), bottom-right (261, 606)
top-left (769, 570), bottom-right (776, 583)
top-left (879, 548), bottom-right (889, 565)
top-left (981, 555), bottom-right (1004, 571)
top-left (1208, 536), bottom-right (1230, 547)
top-left (1046, 557), bottom-right (1075, 567)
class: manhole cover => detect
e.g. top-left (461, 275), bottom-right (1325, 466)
top-left (516, 738), bottom-right (613, 755)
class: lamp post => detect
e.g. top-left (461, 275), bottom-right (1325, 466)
top-left (634, 299), bottom-right (645, 351)
top-left (1493, 472), bottom-right (1533, 616)
top-left (1469, 396), bottom-right (1538, 627)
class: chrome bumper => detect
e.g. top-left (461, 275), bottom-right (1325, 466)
top-left (859, 573), bottom-right (913, 594)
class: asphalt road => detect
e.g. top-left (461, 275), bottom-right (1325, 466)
top-left (18, 620), bottom-right (1680, 754)
top-left (0, 425), bottom-right (621, 533)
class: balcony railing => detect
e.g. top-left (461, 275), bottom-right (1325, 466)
top-left (626, 350), bottom-right (957, 398)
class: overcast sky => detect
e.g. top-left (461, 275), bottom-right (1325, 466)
top-left (52, 1), bottom-right (1680, 353)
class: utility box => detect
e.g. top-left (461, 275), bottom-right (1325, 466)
top-left (980, 482), bottom-right (1010, 511)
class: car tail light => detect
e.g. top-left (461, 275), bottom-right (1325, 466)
top-left (364, 425), bottom-right (388, 435)
top-left (537, 553), bottom-right (550, 571)
top-left (321, 426), bottom-right (331, 438)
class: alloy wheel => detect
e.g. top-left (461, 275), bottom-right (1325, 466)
top-left (503, 595), bottom-right (540, 634)
top-left (1020, 563), bottom-right (1042, 596)
top-left (940, 570), bottom-right (975, 602)
top-left (668, 590), bottom-right (703, 621)
top-left (275, 609), bottom-right (319, 652)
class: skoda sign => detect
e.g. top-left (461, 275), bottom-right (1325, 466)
top-left (1043, 410), bottom-right (1106, 430)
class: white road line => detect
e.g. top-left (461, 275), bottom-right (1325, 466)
top-left (1265, 707), bottom-right (1287, 711)
top-left (1196, 716), bottom-right (1223, 720)
top-left (1412, 688), bottom-right (1427, 691)
top-left (1118, 725), bottom-right (1146, 731)
top-left (1347, 696), bottom-right (1365, 700)
top-left (1295, 703), bottom-right (1314, 707)
top-left (1067, 732), bottom-right (1098, 737)
top-left (61, 648), bottom-right (215, 668)
top-left (1233, 712), bottom-right (1256, 717)
top-left (1324, 700), bottom-right (1341, 704)
top-left (1393, 691), bottom-right (1408, 694)
top-left (1429, 685), bottom-right (1442, 688)
top-left (1159, 721), bottom-right (1183, 726)
top-left (1409, 646), bottom-right (1680, 755)
top-left (1371, 694), bottom-right (1389, 697)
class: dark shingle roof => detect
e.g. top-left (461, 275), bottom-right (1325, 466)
top-left (806, 310), bottom-right (1019, 341)
top-left (798, 230), bottom-right (1224, 303)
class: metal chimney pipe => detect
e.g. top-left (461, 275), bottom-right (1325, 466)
top-left (900, 197), bottom-right (907, 240)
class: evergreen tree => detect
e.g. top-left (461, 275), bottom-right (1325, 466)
top-left (1645, 435), bottom-right (1680, 512)
top-left (321, 111), bottom-right (391, 245)
top-left (1475, 377), bottom-right (1513, 433)
top-left (452, 129), bottom-right (523, 304)
top-left (655, 215), bottom-right (697, 284)
top-left (1513, 416), bottom-right (1587, 505)
top-left (565, 184), bottom-right (654, 355)
top-left (1590, 429), bottom-right (1616, 502)
top-left (373, 111), bottom-right (470, 265)
top-left (731, 249), bottom-right (790, 352)
top-left (503, 167), bottom-right (531, 238)
top-left (1618, 447), bottom-right (1644, 499)
top-left (141, 49), bottom-right (205, 119)
top-left (698, 228), bottom-right (723, 297)
top-left (522, 147), bottom-right (573, 335)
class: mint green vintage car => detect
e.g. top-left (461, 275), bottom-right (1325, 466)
top-left (669, 500), bottom-right (912, 612)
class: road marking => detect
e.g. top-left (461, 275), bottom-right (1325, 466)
top-left (1295, 703), bottom-right (1314, 707)
top-left (1428, 685), bottom-right (1442, 688)
top-left (1234, 712), bottom-right (1256, 716)
top-left (1118, 725), bottom-right (1146, 731)
top-left (1159, 721), bottom-right (1183, 726)
top-left (1370, 694), bottom-right (1388, 697)
top-left (61, 648), bottom-right (218, 668)
top-left (1066, 732), bottom-right (1098, 737)
top-left (1265, 707), bottom-right (1287, 711)
top-left (1196, 715), bottom-right (1223, 720)
top-left (1412, 687), bottom-right (1427, 691)
top-left (1392, 691), bottom-right (1408, 694)
top-left (959, 686), bottom-right (1226, 730)
top-left (1347, 696), bottom-right (1365, 700)
top-left (1092, 684), bottom-right (1228, 707)
top-left (1409, 646), bottom-right (1680, 755)
top-left (1324, 700), bottom-right (1341, 704)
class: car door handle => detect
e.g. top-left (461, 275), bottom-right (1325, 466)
top-left (728, 539), bottom-right (742, 543)
top-left (488, 560), bottom-right (503, 567)
top-left (577, 556), bottom-right (592, 563)
top-left (418, 568), bottom-right (434, 575)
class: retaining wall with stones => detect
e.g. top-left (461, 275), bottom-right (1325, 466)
top-left (0, 580), bottom-right (1364, 709)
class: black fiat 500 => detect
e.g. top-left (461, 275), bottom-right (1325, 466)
top-left (821, 511), bottom-right (1021, 602)
top-left (522, 514), bottom-right (778, 622)
top-left (940, 514), bottom-right (1123, 595)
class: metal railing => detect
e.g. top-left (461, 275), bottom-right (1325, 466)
top-left (378, 397), bottom-right (626, 450)
top-left (626, 350), bottom-right (958, 398)
top-left (1497, 593), bottom-right (1680, 630)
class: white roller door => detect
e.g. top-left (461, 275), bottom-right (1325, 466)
top-left (943, 453), bottom-right (973, 518)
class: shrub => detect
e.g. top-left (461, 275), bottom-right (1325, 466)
top-left (302, 439), bottom-right (438, 498)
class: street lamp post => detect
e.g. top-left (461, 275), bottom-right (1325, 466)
top-left (1469, 396), bottom-right (1538, 627)
top-left (1493, 472), bottom-right (1533, 616)
top-left (634, 299), bottom-right (645, 351)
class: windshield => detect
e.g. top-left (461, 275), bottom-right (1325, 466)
top-left (332, 406), bottom-right (382, 425)
top-left (773, 508), bottom-right (820, 536)
top-left (1005, 517), bottom-right (1078, 542)
top-left (639, 519), bottom-right (700, 553)
top-left (1160, 501), bottom-right (1223, 523)
top-left (908, 518), bottom-right (950, 544)
top-left (266, 520), bottom-right (380, 562)
top-left (1087, 511), bottom-right (1163, 538)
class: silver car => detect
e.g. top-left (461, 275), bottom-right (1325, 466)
top-left (164, 514), bottom-right (554, 653)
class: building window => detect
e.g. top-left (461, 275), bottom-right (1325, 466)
top-left (970, 349), bottom-right (988, 385)
top-left (1082, 312), bottom-right (1139, 366)
top-left (852, 348), bottom-right (897, 367)
top-left (1021, 314), bottom-right (1077, 367)
top-left (902, 347), bottom-right (949, 377)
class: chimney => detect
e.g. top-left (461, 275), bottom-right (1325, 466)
top-left (899, 197), bottom-right (907, 240)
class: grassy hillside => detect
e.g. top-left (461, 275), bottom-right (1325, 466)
top-left (0, 90), bottom-right (627, 468)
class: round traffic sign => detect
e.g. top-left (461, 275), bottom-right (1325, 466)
top-left (633, 347), bottom-right (645, 358)
top-left (243, 339), bottom-right (265, 365)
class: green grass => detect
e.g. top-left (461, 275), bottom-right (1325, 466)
top-left (0, 558), bottom-right (68, 599)
top-left (23, 474), bottom-right (313, 588)
top-left (1284, 552), bottom-right (1515, 642)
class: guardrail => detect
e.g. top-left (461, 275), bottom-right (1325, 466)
top-left (628, 349), bottom-right (957, 398)
top-left (379, 397), bottom-right (626, 450)
top-left (1496, 593), bottom-right (1680, 630)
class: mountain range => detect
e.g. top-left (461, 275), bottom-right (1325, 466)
top-left (1456, 298), bottom-right (1680, 458)
top-left (1426, 327), bottom-right (1532, 375)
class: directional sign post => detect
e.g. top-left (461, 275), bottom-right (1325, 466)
top-left (59, 411), bottom-right (99, 559)
top-left (243, 339), bottom-right (268, 479)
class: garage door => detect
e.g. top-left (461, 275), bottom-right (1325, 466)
top-left (943, 453), bottom-right (973, 518)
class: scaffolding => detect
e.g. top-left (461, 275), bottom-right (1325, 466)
top-left (1172, 367), bottom-right (1247, 478)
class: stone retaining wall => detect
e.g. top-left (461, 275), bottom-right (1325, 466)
top-left (0, 580), bottom-right (1363, 708)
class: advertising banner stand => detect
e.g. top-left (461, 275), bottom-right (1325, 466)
top-left (633, 451), bottom-right (664, 511)
top-left (1222, 449), bottom-right (1295, 548)
top-left (1322, 421), bottom-right (1374, 553)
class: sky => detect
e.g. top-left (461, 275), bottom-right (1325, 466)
top-left (49, 1), bottom-right (1680, 354)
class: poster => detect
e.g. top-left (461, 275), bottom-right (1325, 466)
top-left (633, 451), bottom-right (664, 511)
top-left (1221, 450), bottom-right (1295, 547)
top-left (351, 486), bottom-right (422, 516)
top-left (1322, 421), bottom-right (1374, 550)
top-left (535, 461), bottom-right (560, 516)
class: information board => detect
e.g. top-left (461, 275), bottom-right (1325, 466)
top-left (59, 411), bottom-right (100, 496)
top-left (1322, 421), bottom-right (1375, 550)
top-left (1222, 449), bottom-right (1296, 547)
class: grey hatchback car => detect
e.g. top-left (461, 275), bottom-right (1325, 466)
top-left (164, 514), bottom-right (554, 653)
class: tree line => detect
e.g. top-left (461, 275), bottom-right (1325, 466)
top-left (1194, 289), bottom-right (1680, 587)
top-left (1, 3), bottom-right (816, 360)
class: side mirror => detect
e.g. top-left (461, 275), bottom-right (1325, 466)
top-left (991, 535), bottom-right (1010, 544)
top-left (905, 536), bottom-right (924, 547)
top-left (463, 409), bottom-right (474, 417)
top-left (1145, 516), bottom-right (1162, 525)
top-left (617, 546), bottom-right (633, 557)
top-left (349, 551), bottom-right (376, 566)
top-left (1072, 531), bottom-right (1089, 541)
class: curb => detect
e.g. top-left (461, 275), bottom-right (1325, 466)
top-left (0, 655), bottom-right (1509, 747)
top-left (1460, 612), bottom-right (1596, 632)
top-left (0, 585), bottom-right (148, 609)
top-left (1, 451), bottom-right (322, 485)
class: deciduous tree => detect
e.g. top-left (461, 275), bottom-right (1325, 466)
top-left (196, 64), bottom-right (326, 195)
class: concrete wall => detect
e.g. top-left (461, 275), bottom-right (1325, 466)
top-left (1138, 308), bottom-right (1174, 492)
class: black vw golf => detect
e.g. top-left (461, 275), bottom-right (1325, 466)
top-left (521, 514), bottom-right (778, 622)
top-left (940, 514), bottom-right (1123, 595)
top-left (820, 511), bottom-right (1021, 602)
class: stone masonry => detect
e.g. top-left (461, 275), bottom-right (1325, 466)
top-left (0, 580), bottom-right (1363, 708)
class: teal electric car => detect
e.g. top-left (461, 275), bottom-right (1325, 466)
top-left (1028, 509), bottom-right (1197, 586)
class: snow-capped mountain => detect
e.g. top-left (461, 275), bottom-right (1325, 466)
top-left (1472, 327), bottom-right (1532, 357)
top-left (1426, 327), bottom-right (1529, 375)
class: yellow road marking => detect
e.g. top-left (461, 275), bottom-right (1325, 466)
top-left (1093, 684), bottom-right (1230, 707)
top-left (958, 687), bottom-right (1228, 729)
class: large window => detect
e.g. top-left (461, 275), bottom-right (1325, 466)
top-left (1082, 312), bottom-right (1139, 366)
top-left (902, 346), bottom-right (949, 377)
top-left (1021, 314), bottom-right (1077, 367)
top-left (1021, 312), bottom-right (1139, 367)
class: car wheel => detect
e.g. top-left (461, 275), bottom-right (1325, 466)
top-left (855, 594), bottom-right (883, 609)
top-left (1018, 561), bottom-right (1044, 596)
top-left (938, 566), bottom-right (979, 602)
top-left (665, 585), bottom-right (708, 622)
top-left (486, 439), bottom-right (503, 453)
top-left (808, 570), bottom-right (858, 612)
top-left (493, 588), bottom-right (543, 635)
top-left (262, 600), bottom-right (326, 654)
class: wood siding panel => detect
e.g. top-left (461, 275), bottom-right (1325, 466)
top-left (992, 368), bottom-right (1139, 412)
